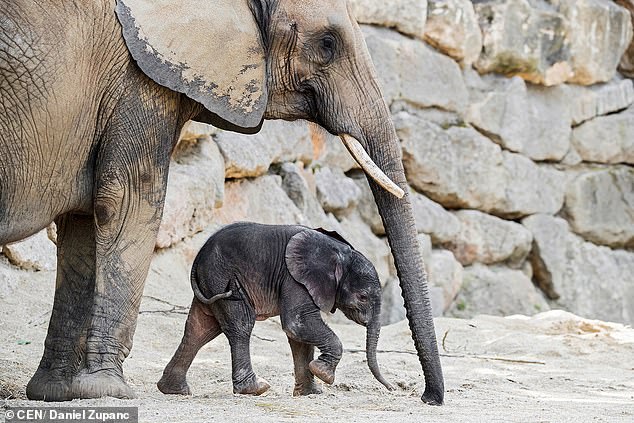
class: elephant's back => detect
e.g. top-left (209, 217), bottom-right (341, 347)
top-left (196, 223), bottom-right (306, 264)
top-left (191, 223), bottom-right (306, 288)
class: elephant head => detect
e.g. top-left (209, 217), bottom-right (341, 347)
top-left (116, 0), bottom-right (443, 404)
top-left (285, 228), bottom-right (393, 391)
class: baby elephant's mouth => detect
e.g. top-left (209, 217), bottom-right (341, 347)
top-left (342, 308), bottom-right (368, 327)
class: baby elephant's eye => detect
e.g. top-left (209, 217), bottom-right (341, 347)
top-left (357, 293), bottom-right (368, 303)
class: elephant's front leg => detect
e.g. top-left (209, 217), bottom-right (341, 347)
top-left (26, 214), bottom-right (96, 401)
top-left (70, 150), bottom-right (169, 399)
top-left (282, 304), bottom-right (343, 386)
top-left (287, 338), bottom-right (322, 396)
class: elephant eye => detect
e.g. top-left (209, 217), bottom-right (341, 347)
top-left (319, 34), bottom-right (336, 62)
top-left (357, 293), bottom-right (368, 303)
top-left (321, 35), bottom-right (334, 51)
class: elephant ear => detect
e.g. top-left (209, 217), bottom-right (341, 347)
top-left (285, 230), bottom-right (353, 313)
top-left (314, 228), bottom-right (355, 250)
top-left (115, 0), bottom-right (267, 129)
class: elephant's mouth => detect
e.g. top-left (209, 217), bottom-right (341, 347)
top-left (339, 134), bottom-right (404, 199)
top-left (341, 308), bottom-right (368, 327)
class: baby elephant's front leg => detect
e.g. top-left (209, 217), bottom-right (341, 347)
top-left (283, 306), bottom-right (343, 386)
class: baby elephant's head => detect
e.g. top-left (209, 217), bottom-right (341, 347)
top-left (285, 228), bottom-right (394, 391)
top-left (334, 251), bottom-right (382, 327)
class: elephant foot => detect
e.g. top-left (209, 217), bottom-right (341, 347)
top-left (422, 385), bottom-right (444, 406)
top-left (308, 360), bottom-right (335, 385)
top-left (26, 368), bottom-right (73, 402)
top-left (293, 381), bottom-right (323, 396)
top-left (157, 374), bottom-right (192, 395)
top-left (233, 376), bottom-right (270, 396)
top-left (71, 368), bottom-right (136, 399)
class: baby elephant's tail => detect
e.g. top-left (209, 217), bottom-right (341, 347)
top-left (191, 275), bottom-right (232, 305)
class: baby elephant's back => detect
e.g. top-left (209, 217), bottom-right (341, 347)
top-left (193, 223), bottom-right (305, 285)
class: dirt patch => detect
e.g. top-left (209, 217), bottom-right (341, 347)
top-left (1, 269), bottom-right (634, 422)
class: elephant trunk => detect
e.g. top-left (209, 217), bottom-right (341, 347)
top-left (341, 76), bottom-right (444, 402)
top-left (365, 304), bottom-right (394, 391)
top-left (363, 124), bottom-right (445, 404)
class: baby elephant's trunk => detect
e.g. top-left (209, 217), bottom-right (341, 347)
top-left (366, 305), bottom-right (395, 391)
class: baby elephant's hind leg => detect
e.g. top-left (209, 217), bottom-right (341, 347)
top-left (214, 299), bottom-right (270, 395)
top-left (158, 299), bottom-right (221, 395)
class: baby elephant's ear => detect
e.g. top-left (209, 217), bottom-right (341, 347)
top-left (314, 228), bottom-right (355, 250)
top-left (285, 230), bottom-right (351, 312)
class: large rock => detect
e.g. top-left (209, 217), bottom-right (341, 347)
top-left (571, 106), bottom-right (634, 165)
top-left (397, 112), bottom-right (566, 217)
top-left (311, 124), bottom-right (359, 172)
top-left (443, 210), bottom-right (533, 267)
top-left (522, 84), bottom-right (572, 160)
top-left (449, 263), bottom-right (550, 318)
top-left (398, 33), bottom-right (469, 114)
top-left (473, 0), bottom-right (572, 86)
top-left (2, 230), bottom-right (56, 271)
top-left (157, 136), bottom-right (225, 249)
top-left (381, 277), bottom-right (407, 324)
top-left (213, 175), bottom-right (306, 226)
top-left (349, 0), bottom-right (427, 40)
top-left (428, 249), bottom-right (464, 313)
top-left (568, 77), bottom-right (634, 125)
top-left (180, 120), bottom-right (217, 140)
top-left (278, 162), bottom-right (331, 228)
top-left (215, 121), bottom-right (313, 179)
top-left (564, 167), bottom-right (634, 248)
top-left (361, 26), bottom-right (403, 106)
top-left (215, 131), bottom-right (275, 179)
top-left (615, 0), bottom-right (634, 77)
top-left (258, 120), bottom-right (314, 165)
top-left (408, 190), bottom-right (463, 243)
top-left (382, 244), bottom-right (461, 322)
top-left (523, 214), bottom-right (634, 324)
top-left (362, 26), bottom-right (469, 113)
top-left (548, 0), bottom-right (633, 85)
top-left (466, 74), bottom-right (571, 161)
top-left (352, 174), bottom-right (461, 243)
top-left (424, 0), bottom-right (483, 65)
top-left (314, 167), bottom-right (362, 216)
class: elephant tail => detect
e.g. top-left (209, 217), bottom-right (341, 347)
top-left (191, 271), bottom-right (232, 305)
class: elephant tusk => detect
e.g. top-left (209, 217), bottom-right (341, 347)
top-left (339, 134), bottom-right (405, 199)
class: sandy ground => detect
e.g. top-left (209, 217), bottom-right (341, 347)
top-left (1, 262), bottom-right (633, 423)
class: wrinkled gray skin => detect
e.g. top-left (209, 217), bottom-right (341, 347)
top-left (0, 0), bottom-right (443, 403)
top-left (157, 223), bottom-right (394, 396)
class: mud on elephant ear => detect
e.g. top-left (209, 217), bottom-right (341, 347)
top-left (285, 229), bottom-right (353, 313)
top-left (115, 0), bottom-right (404, 198)
top-left (115, 0), bottom-right (268, 130)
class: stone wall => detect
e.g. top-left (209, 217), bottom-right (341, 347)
top-left (1, 0), bottom-right (633, 325)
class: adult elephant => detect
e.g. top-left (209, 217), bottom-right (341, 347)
top-left (0, 0), bottom-right (444, 404)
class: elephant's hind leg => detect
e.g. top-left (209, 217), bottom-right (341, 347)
top-left (214, 299), bottom-right (270, 395)
top-left (26, 214), bottom-right (95, 401)
top-left (157, 299), bottom-right (221, 395)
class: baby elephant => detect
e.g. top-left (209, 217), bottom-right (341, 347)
top-left (157, 222), bottom-right (394, 396)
